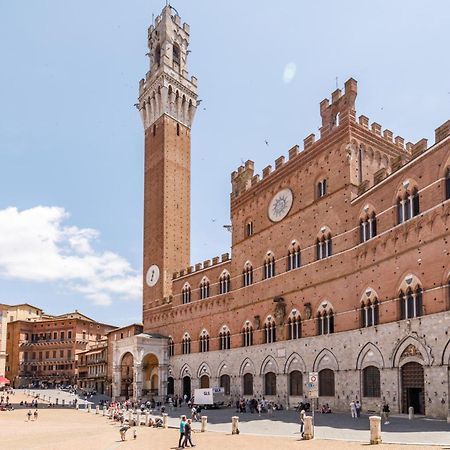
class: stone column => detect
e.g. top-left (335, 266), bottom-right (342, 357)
top-left (369, 416), bottom-right (382, 444)
top-left (201, 416), bottom-right (208, 432)
top-left (231, 416), bottom-right (239, 434)
top-left (303, 416), bottom-right (314, 440)
top-left (163, 413), bottom-right (169, 429)
top-left (112, 364), bottom-right (121, 399)
top-left (136, 411), bottom-right (141, 425)
top-left (134, 362), bottom-right (143, 402)
top-left (145, 411), bottom-right (150, 426)
top-left (158, 364), bottom-right (168, 401)
top-left (95, 405), bottom-right (99, 414)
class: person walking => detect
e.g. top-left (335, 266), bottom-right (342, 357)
top-left (382, 402), bottom-right (390, 424)
top-left (27, 409), bottom-right (32, 421)
top-left (355, 400), bottom-right (361, 418)
top-left (178, 415), bottom-right (187, 448)
top-left (34, 410), bottom-right (38, 421)
top-left (350, 400), bottom-right (357, 418)
top-left (182, 418), bottom-right (195, 448)
top-left (299, 409), bottom-right (306, 436)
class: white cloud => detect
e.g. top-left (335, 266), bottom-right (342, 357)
top-left (0, 206), bottom-right (141, 306)
top-left (282, 62), bottom-right (297, 83)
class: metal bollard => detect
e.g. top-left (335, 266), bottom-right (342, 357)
top-left (201, 415), bottom-right (208, 432)
top-left (231, 416), bottom-right (239, 435)
top-left (303, 416), bottom-right (314, 440)
top-left (369, 416), bottom-right (382, 444)
top-left (408, 406), bottom-right (414, 420)
top-left (162, 413), bottom-right (168, 429)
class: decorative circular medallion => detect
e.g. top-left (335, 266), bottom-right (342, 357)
top-left (146, 264), bottom-right (160, 287)
top-left (268, 188), bottom-right (293, 222)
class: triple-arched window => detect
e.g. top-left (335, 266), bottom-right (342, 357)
top-left (182, 333), bottom-right (191, 355)
top-left (199, 330), bottom-right (210, 353)
top-left (287, 310), bottom-right (301, 339)
top-left (361, 292), bottom-right (379, 327)
top-left (219, 326), bottom-right (231, 350)
top-left (182, 283), bottom-right (191, 304)
top-left (399, 286), bottom-right (423, 319)
top-left (263, 316), bottom-right (276, 343)
top-left (316, 233), bottom-right (332, 260)
top-left (397, 185), bottom-right (420, 224)
top-left (243, 262), bottom-right (253, 287)
top-left (263, 253), bottom-right (276, 279)
top-left (360, 212), bottom-right (377, 242)
top-left (242, 321), bottom-right (253, 347)
top-left (317, 305), bottom-right (334, 335)
top-left (219, 271), bottom-right (230, 294)
top-left (199, 278), bottom-right (210, 299)
top-left (287, 244), bottom-right (301, 270)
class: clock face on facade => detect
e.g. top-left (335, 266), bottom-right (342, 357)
top-left (146, 264), bottom-right (160, 287)
top-left (268, 188), bottom-right (293, 222)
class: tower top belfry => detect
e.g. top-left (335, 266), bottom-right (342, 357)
top-left (138, 5), bottom-right (198, 129)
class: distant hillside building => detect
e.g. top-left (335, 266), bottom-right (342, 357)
top-left (111, 5), bottom-right (450, 419)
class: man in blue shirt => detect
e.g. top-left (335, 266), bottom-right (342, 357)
top-left (178, 415), bottom-right (187, 448)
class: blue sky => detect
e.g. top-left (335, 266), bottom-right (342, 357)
top-left (0, 0), bottom-right (448, 326)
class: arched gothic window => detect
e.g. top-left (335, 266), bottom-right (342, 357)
top-left (220, 374), bottom-right (231, 395)
top-left (243, 263), bottom-right (253, 287)
top-left (400, 286), bottom-right (423, 319)
top-left (361, 297), bottom-right (379, 327)
top-left (289, 370), bottom-right (303, 396)
top-left (317, 179), bottom-right (327, 198)
top-left (182, 283), bottom-right (191, 304)
top-left (199, 330), bottom-right (210, 353)
top-left (219, 326), bottom-right (231, 350)
top-left (173, 44), bottom-right (180, 68)
top-left (397, 186), bottom-right (420, 224)
top-left (316, 233), bottom-right (332, 260)
top-left (287, 244), bottom-right (301, 270)
top-left (360, 212), bottom-right (377, 242)
top-left (363, 366), bottom-right (380, 397)
top-left (287, 310), bottom-right (301, 339)
top-left (243, 373), bottom-right (253, 395)
top-left (263, 253), bottom-right (276, 279)
top-left (318, 369), bottom-right (335, 396)
top-left (242, 322), bottom-right (253, 347)
top-left (317, 306), bottom-right (334, 335)
top-left (168, 336), bottom-right (175, 357)
top-left (182, 333), bottom-right (191, 355)
top-left (199, 278), bottom-right (210, 300)
top-left (219, 271), bottom-right (231, 294)
top-left (263, 316), bottom-right (276, 344)
top-left (154, 45), bottom-right (161, 67)
top-left (264, 372), bottom-right (277, 396)
top-left (245, 221), bottom-right (254, 237)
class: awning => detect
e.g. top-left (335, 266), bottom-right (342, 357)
top-left (0, 376), bottom-right (10, 384)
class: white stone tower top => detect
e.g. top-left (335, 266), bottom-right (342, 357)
top-left (138, 5), bottom-right (198, 129)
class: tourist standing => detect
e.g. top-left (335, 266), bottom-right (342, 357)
top-left (299, 409), bottom-right (306, 436)
top-left (350, 400), bottom-right (356, 418)
top-left (34, 410), bottom-right (38, 421)
top-left (178, 415), bottom-right (187, 448)
top-left (27, 410), bottom-right (32, 421)
top-left (355, 400), bottom-right (361, 418)
top-left (382, 402), bottom-right (390, 424)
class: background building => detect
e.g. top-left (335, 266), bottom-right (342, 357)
top-left (77, 340), bottom-right (108, 394)
top-left (6, 310), bottom-right (115, 388)
top-left (111, 5), bottom-right (450, 419)
top-left (0, 303), bottom-right (42, 378)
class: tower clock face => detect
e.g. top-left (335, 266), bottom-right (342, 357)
top-left (146, 264), bottom-right (160, 287)
top-left (268, 188), bottom-right (293, 222)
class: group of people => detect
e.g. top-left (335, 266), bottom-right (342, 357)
top-left (0, 393), bottom-right (14, 411)
top-left (235, 397), bottom-right (284, 414)
top-left (26, 409), bottom-right (38, 421)
top-left (349, 400), bottom-right (362, 418)
top-left (178, 415), bottom-right (195, 448)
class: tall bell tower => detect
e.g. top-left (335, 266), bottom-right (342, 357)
top-left (138, 6), bottom-right (197, 327)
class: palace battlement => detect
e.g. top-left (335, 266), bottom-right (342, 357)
top-left (172, 252), bottom-right (230, 280)
top-left (231, 79), bottom-right (450, 201)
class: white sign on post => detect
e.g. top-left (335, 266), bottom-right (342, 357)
top-left (308, 372), bottom-right (319, 399)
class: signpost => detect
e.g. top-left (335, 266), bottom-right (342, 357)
top-left (307, 372), bottom-right (319, 430)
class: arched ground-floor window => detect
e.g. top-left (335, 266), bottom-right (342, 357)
top-left (243, 373), bottom-right (253, 395)
top-left (200, 374), bottom-right (210, 389)
top-left (362, 366), bottom-right (380, 397)
top-left (318, 369), bottom-right (335, 397)
top-left (289, 370), bottom-right (303, 396)
top-left (220, 374), bottom-right (231, 395)
top-left (264, 372), bottom-right (276, 396)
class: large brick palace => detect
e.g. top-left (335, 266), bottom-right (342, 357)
top-left (111, 5), bottom-right (450, 419)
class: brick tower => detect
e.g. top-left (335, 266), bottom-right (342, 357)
top-left (138, 6), bottom-right (197, 327)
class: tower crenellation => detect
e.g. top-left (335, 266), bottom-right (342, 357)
top-left (138, 5), bottom-right (197, 130)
